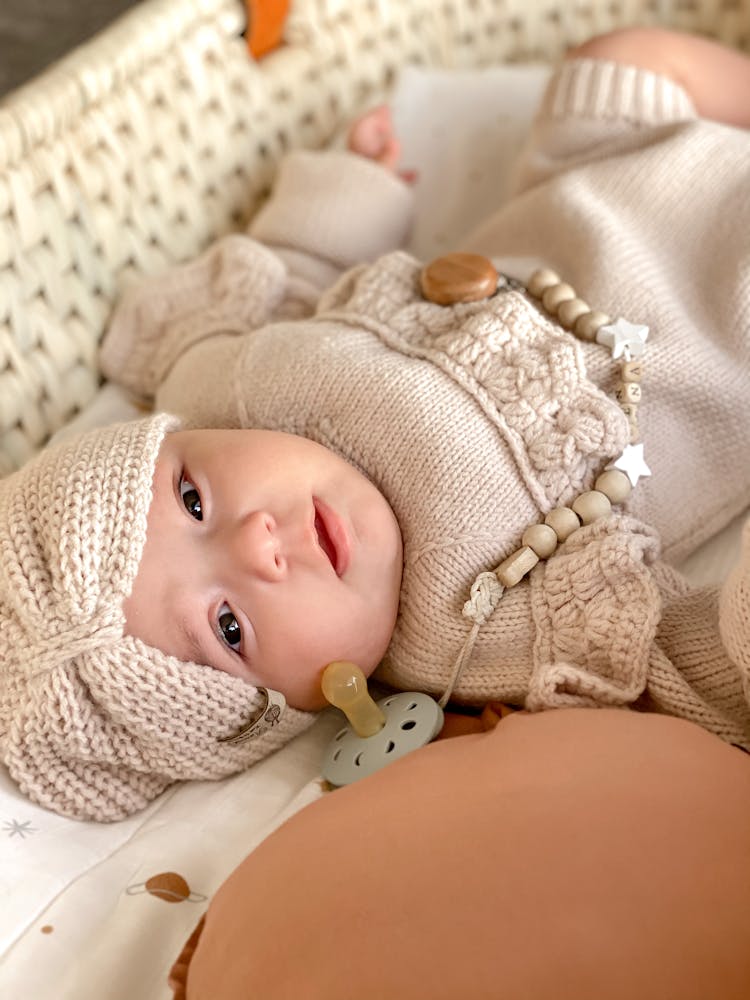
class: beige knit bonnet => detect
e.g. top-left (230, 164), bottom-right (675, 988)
top-left (0, 414), bottom-right (314, 821)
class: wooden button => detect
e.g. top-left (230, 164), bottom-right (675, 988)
top-left (420, 253), bottom-right (499, 305)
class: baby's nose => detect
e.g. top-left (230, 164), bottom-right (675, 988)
top-left (231, 511), bottom-right (286, 582)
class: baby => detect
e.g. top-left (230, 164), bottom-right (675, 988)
top-left (2, 27), bottom-right (750, 821)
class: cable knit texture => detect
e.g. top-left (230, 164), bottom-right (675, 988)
top-left (719, 518), bottom-right (750, 704)
top-left (527, 515), bottom-right (662, 710)
top-left (0, 416), bottom-right (314, 821)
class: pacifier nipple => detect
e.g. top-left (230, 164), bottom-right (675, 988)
top-left (321, 664), bottom-right (445, 788)
top-left (321, 661), bottom-right (386, 738)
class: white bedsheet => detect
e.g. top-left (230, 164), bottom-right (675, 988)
top-left (1, 63), bottom-right (745, 1000)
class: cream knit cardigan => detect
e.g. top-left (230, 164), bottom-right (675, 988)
top-left (102, 59), bottom-right (750, 748)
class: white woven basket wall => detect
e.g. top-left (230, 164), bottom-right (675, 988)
top-left (0, 0), bottom-right (748, 475)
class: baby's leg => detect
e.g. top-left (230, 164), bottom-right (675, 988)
top-left (568, 27), bottom-right (750, 127)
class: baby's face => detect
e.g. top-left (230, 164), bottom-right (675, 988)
top-left (124, 429), bottom-right (403, 710)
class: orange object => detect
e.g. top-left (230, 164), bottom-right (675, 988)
top-left (246, 0), bottom-right (290, 58)
top-left (420, 252), bottom-right (499, 306)
top-left (480, 701), bottom-right (518, 731)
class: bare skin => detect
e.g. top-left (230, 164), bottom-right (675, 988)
top-left (569, 28), bottom-right (750, 128)
top-left (123, 429), bottom-right (403, 711)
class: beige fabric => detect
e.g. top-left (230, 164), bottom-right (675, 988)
top-left (176, 709), bottom-right (750, 1000)
top-left (527, 517), bottom-right (750, 748)
top-left (4, 0), bottom-right (750, 474)
top-left (465, 58), bottom-right (750, 563)
top-left (0, 415), bottom-right (314, 821)
top-left (100, 60), bottom-right (750, 749)
top-left (720, 517), bottom-right (750, 695)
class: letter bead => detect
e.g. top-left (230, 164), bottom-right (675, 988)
top-left (572, 490), bottom-right (612, 525)
top-left (594, 468), bottom-right (632, 504)
top-left (620, 360), bottom-right (644, 382)
top-left (544, 507), bottom-right (581, 543)
top-left (616, 382), bottom-right (642, 404)
top-left (521, 523), bottom-right (558, 559)
top-left (527, 268), bottom-right (561, 298)
top-left (496, 546), bottom-right (539, 588)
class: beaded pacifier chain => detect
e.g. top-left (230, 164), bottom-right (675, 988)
top-left (321, 253), bottom-right (651, 786)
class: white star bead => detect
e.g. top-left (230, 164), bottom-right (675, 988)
top-left (595, 318), bottom-right (649, 359)
top-left (608, 444), bottom-right (652, 487)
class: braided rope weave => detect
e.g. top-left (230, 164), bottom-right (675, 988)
top-left (1, 0), bottom-right (749, 475)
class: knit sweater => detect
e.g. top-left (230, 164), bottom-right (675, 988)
top-left (101, 59), bottom-right (750, 747)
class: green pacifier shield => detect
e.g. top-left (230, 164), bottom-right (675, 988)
top-left (322, 692), bottom-right (444, 786)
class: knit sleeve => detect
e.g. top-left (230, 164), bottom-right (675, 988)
top-left (249, 150), bottom-right (414, 272)
top-left (100, 235), bottom-right (289, 402)
top-left (527, 512), bottom-right (750, 751)
top-left (101, 151), bottom-right (414, 403)
top-left (512, 57), bottom-right (698, 194)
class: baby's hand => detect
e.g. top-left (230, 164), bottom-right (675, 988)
top-left (347, 105), bottom-right (417, 183)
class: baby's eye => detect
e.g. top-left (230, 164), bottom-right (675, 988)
top-left (179, 474), bottom-right (203, 521)
top-left (217, 603), bottom-right (242, 653)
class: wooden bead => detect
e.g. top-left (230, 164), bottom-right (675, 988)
top-left (616, 381), bottom-right (642, 404)
top-left (619, 402), bottom-right (638, 420)
top-left (620, 360), bottom-right (644, 382)
top-left (574, 310), bottom-right (611, 342)
top-left (628, 418), bottom-right (640, 444)
top-left (527, 268), bottom-right (560, 298)
top-left (572, 490), bottom-right (612, 525)
top-left (544, 506), bottom-right (581, 543)
top-left (420, 253), bottom-right (499, 305)
top-left (557, 297), bottom-right (590, 329)
top-left (594, 468), bottom-right (632, 504)
top-left (521, 523), bottom-right (558, 559)
top-left (542, 282), bottom-right (575, 313)
top-left (496, 546), bottom-right (539, 588)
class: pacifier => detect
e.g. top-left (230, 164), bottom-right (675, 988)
top-left (321, 661), bottom-right (444, 787)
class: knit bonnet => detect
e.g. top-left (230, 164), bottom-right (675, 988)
top-left (0, 414), bottom-right (314, 821)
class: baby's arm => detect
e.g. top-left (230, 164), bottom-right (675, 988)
top-left (101, 109), bottom-right (413, 404)
top-left (249, 117), bottom-right (413, 290)
top-left (568, 28), bottom-right (750, 128)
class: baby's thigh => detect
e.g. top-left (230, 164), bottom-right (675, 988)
top-left (183, 708), bottom-right (750, 1000)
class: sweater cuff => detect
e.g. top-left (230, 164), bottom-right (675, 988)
top-left (249, 150), bottom-right (414, 269)
top-left (100, 235), bottom-right (287, 400)
top-left (541, 57), bottom-right (697, 127)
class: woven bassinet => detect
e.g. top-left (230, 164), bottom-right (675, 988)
top-left (1, 0), bottom-right (748, 476)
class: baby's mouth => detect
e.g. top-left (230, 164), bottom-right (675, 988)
top-left (313, 498), bottom-right (350, 577)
